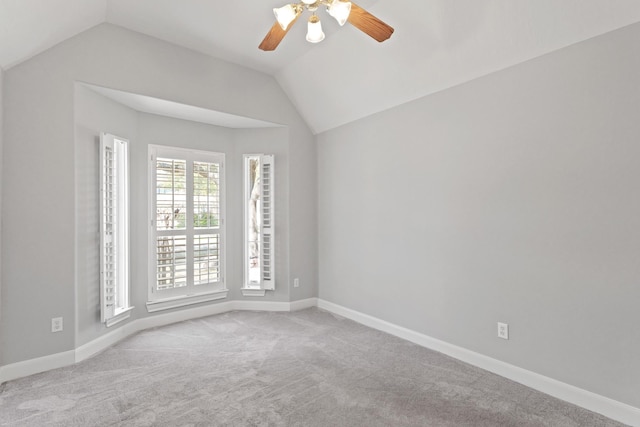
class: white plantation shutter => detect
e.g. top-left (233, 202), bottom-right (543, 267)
top-left (100, 136), bottom-right (116, 322)
top-left (100, 133), bottom-right (131, 326)
top-left (260, 155), bottom-right (275, 290)
top-left (243, 154), bottom-right (276, 294)
top-left (148, 145), bottom-right (226, 303)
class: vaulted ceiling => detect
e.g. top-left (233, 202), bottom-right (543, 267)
top-left (2, 0), bottom-right (640, 133)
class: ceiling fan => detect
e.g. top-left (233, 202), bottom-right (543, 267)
top-left (259, 0), bottom-right (394, 51)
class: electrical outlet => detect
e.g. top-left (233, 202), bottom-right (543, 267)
top-left (51, 317), bottom-right (63, 333)
top-left (293, 278), bottom-right (300, 288)
top-left (497, 322), bottom-right (509, 340)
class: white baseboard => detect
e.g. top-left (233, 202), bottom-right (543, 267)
top-left (232, 300), bottom-right (291, 312)
top-left (0, 298), bottom-right (317, 386)
top-left (316, 299), bottom-right (640, 427)
top-left (290, 297), bottom-right (318, 311)
top-left (0, 350), bottom-right (76, 384)
top-left (75, 324), bottom-right (134, 363)
top-left (135, 301), bottom-right (236, 332)
top-left (3, 298), bottom-right (637, 426)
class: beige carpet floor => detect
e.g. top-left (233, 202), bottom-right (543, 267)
top-left (0, 308), bottom-right (627, 426)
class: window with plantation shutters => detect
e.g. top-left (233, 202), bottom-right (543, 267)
top-left (243, 154), bottom-right (275, 296)
top-left (99, 133), bottom-right (133, 327)
top-left (147, 145), bottom-right (227, 312)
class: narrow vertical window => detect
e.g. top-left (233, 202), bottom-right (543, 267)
top-left (100, 133), bottom-right (133, 327)
top-left (243, 154), bottom-right (275, 296)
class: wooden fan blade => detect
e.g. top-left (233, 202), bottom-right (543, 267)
top-left (348, 3), bottom-right (394, 43)
top-left (259, 11), bottom-right (302, 51)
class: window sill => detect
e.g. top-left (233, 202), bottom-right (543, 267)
top-left (146, 290), bottom-right (228, 313)
top-left (106, 306), bottom-right (134, 328)
top-left (241, 288), bottom-right (266, 297)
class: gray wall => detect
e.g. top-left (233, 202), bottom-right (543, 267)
top-left (288, 125), bottom-right (319, 301)
top-left (2, 23), bottom-right (317, 365)
top-left (75, 88), bottom-right (295, 346)
top-left (317, 23), bottom-right (640, 408)
top-left (74, 85), bottom-right (139, 346)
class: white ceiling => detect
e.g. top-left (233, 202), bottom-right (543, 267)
top-left (82, 83), bottom-right (283, 129)
top-left (2, 0), bottom-right (640, 133)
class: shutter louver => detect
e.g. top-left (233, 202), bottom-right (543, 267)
top-left (100, 133), bottom-right (130, 325)
top-left (150, 146), bottom-right (226, 300)
top-left (100, 135), bottom-right (116, 322)
top-left (260, 155), bottom-right (275, 290)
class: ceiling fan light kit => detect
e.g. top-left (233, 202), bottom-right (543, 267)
top-left (328, 0), bottom-right (351, 26)
top-left (259, 0), bottom-right (393, 51)
top-left (306, 15), bottom-right (326, 43)
top-left (274, 4), bottom-right (300, 30)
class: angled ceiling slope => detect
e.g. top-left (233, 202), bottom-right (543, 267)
top-left (82, 83), bottom-right (282, 129)
top-left (2, 0), bottom-right (640, 134)
top-left (0, 0), bottom-right (106, 69)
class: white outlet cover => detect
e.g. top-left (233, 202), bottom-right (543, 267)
top-left (497, 322), bottom-right (509, 340)
top-left (52, 317), bottom-right (63, 332)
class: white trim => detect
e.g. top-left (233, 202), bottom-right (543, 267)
top-left (0, 299), bottom-right (311, 386)
top-left (75, 301), bottom-right (236, 370)
top-left (100, 134), bottom-right (131, 324)
top-left (241, 288), bottom-right (266, 297)
top-left (106, 306), bottom-right (134, 328)
top-left (136, 301), bottom-right (235, 332)
top-left (146, 290), bottom-right (228, 313)
top-left (290, 297), bottom-right (318, 311)
top-left (148, 145), bottom-right (227, 302)
top-left (316, 299), bottom-right (640, 427)
top-left (0, 350), bottom-right (76, 384)
top-left (75, 322), bottom-right (137, 363)
top-left (243, 154), bottom-right (276, 291)
top-left (233, 300), bottom-right (290, 312)
top-left (2, 298), bottom-right (636, 427)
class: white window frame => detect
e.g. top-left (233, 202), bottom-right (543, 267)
top-left (242, 154), bottom-right (275, 297)
top-left (99, 133), bottom-right (134, 327)
top-left (147, 145), bottom-right (228, 312)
